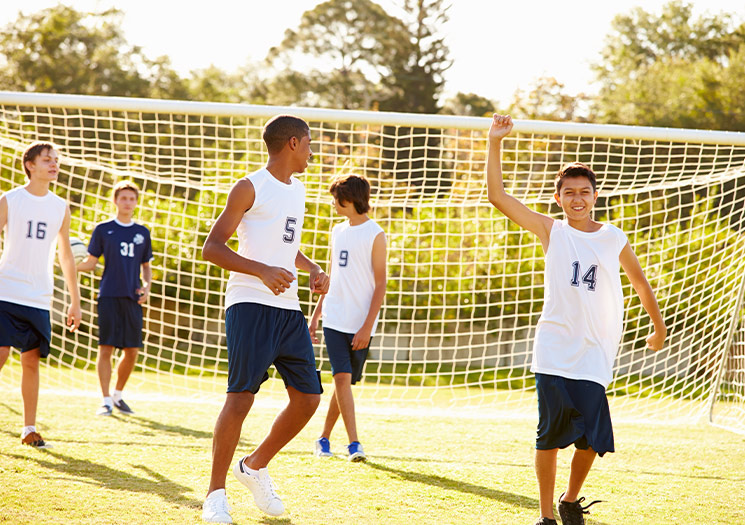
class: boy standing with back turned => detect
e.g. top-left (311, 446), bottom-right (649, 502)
top-left (309, 174), bottom-right (387, 462)
top-left (486, 114), bottom-right (666, 525)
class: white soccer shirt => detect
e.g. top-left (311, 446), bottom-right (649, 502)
top-left (225, 168), bottom-right (306, 311)
top-left (531, 219), bottom-right (628, 388)
top-left (323, 219), bottom-right (385, 335)
top-left (0, 186), bottom-right (67, 310)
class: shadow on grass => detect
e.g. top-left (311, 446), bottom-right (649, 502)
top-left (365, 461), bottom-right (613, 525)
top-left (117, 416), bottom-right (255, 449)
top-left (2, 449), bottom-right (202, 509)
top-left (366, 460), bottom-right (538, 509)
top-left (0, 401), bottom-right (22, 416)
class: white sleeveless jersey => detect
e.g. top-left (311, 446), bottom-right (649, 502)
top-left (0, 186), bottom-right (67, 310)
top-left (323, 219), bottom-right (385, 335)
top-left (225, 168), bottom-right (306, 310)
top-left (531, 219), bottom-right (628, 388)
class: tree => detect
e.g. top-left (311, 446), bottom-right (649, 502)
top-left (592, 1), bottom-right (745, 130)
top-left (0, 5), bottom-right (186, 99)
top-left (441, 92), bottom-right (496, 117)
top-left (508, 77), bottom-right (589, 122)
top-left (265, 0), bottom-right (404, 109)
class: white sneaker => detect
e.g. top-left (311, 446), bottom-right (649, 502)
top-left (202, 488), bottom-right (233, 523)
top-left (232, 456), bottom-right (285, 516)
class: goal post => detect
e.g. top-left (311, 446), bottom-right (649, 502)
top-left (1, 91), bottom-right (744, 433)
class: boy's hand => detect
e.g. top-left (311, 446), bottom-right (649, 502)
top-left (310, 266), bottom-right (330, 295)
top-left (308, 318), bottom-right (320, 344)
top-left (489, 114), bottom-right (513, 143)
top-left (259, 265), bottom-right (296, 295)
top-left (136, 286), bottom-right (150, 304)
top-left (67, 303), bottom-right (81, 332)
top-left (646, 330), bottom-right (666, 351)
top-left (352, 324), bottom-right (372, 351)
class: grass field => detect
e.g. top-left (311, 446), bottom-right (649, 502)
top-left (1, 374), bottom-right (744, 525)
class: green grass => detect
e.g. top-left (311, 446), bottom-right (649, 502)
top-left (1, 379), bottom-right (744, 524)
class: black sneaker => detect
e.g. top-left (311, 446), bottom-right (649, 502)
top-left (534, 518), bottom-right (558, 525)
top-left (558, 493), bottom-right (602, 525)
top-left (113, 398), bottom-right (134, 415)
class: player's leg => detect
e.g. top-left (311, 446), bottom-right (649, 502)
top-left (0, 346), bottom-right (9, 371)
top-left (321, 388), bottom-right (341, 438)
top-left (535, 448), bottom-right (559, 519)
top-left (116, 347), bottom-right (139, 390)
top-left (563, 447), bottom-right (596, 502)
top-left (332, 372), bottom-right (357, 443)
top-left (97, 345), bottom-right (114, 397)
top-left (20, 347), bottom-right (40, 427)
top-left (244, 386), bottom-right (320, 469)
top-left (208, 390), bottom-right (255, 493)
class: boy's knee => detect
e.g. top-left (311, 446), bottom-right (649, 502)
top-left (224, 392), bottom-right (254, 416)
top-left (20, 349), bottom-right (40, 368)
top-left (296, 393), bottom-right (321, 415)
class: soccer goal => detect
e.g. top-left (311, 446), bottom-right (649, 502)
top-left (0, 92), bottom-right (744, 433)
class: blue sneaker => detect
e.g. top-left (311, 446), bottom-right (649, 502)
top-left (314, 437), bottom-right (332, 457)
top-left (347, 441), bottom-right (366, 462)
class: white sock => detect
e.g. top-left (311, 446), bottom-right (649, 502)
top-left (21, 426), bottom-right (37, 439)
top-left (112, 390), bottom-right (122, 403)
top-left (103, 396), bottom-right (113, 407)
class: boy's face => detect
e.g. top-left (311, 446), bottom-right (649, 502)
top-left (26, 148), bottom-right (59, 182)
top-left (114, 189), bottom-right (138, 215)
top-left (331, 195), bottom-right (354, 217)
top-left (554, 176), bottom-right (598, 221)
top-left (291, 131), bottom-right (313, 173)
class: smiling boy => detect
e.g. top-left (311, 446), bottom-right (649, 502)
top-left (485, 114), bottom-right (666, 525)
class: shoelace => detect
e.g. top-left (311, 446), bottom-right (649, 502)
top-left (259, 472), bottom-right (280, 501)
top-left (570, 496), bottom-right (603, 514)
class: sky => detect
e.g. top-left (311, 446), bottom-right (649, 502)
top-left (1, 1), bottom-right (744, 106)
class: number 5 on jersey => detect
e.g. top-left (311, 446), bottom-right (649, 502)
top-left (283, 217), bottom-right (297, 243)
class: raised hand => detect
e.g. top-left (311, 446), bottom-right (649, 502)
top-left (489, 114), bottom-right (513, 143)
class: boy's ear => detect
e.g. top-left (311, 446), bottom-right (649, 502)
top-left (553, 192), bottom-right (561, 206)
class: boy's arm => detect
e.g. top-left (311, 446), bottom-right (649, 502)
top-left (351, 232), bottom-right (387, 350)
top-left (77, 254), bottom-right (98, 272)
top-left (202, 179), bottom-right (295, 296)
top-left (57, 206), bottom-right (81, 331)
top-left (296, 250), bottom-right (329, 295)
top-left (137, 262), bottom-right (152, 305)
top-left (0, 195), bottom-right (7, 233)
top-left (308, 294), bottom-right (325, 344)
top-left (619, 242), bottom-right (666, 350)
top-left (486, 114), bottom-right (553, 251)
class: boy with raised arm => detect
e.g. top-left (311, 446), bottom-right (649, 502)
top-left (309, 174), bottom-right (387, 462)
top-left (486, 115), bottom-right (666, 525)
top-left (201, 115), bottom-right (329, 523)
top-left (77, 181), bottom-right (153, 416)
top-left (0, 142), bottom-right (81, 448)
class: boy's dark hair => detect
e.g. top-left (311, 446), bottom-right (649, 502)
top-left (262, 115), bottom-right (310, 154)
top-left (555, 162), bottom-right (597, 193)
top-left (113, 180), bottom-right (140, 200)
top-left (22, 141), bottom-right (57, 178)
top-left (329, 174), bottom-right (371, 214)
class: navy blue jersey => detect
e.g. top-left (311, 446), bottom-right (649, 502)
top-left (88, 219), bottom-right (153, 300)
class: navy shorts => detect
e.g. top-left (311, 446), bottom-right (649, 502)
top-left (535, 373), bottom-right (615, 457)
top-left (97, 297), bottom-right (143, 348)
top-left (323, 327), bottom-right (370, 384)
top-left (226, 302), bottom-right (322, 395)
top-left (0, 300), bottom-right (52, 358)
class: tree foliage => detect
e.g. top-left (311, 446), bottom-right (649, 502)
top-left (0, 5), bottom-right (187, 99)
top-left (592, 1), bottom-right (745, 130)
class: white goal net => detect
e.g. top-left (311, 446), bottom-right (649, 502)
top-left (1, 92), bottom-right (744, 433)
